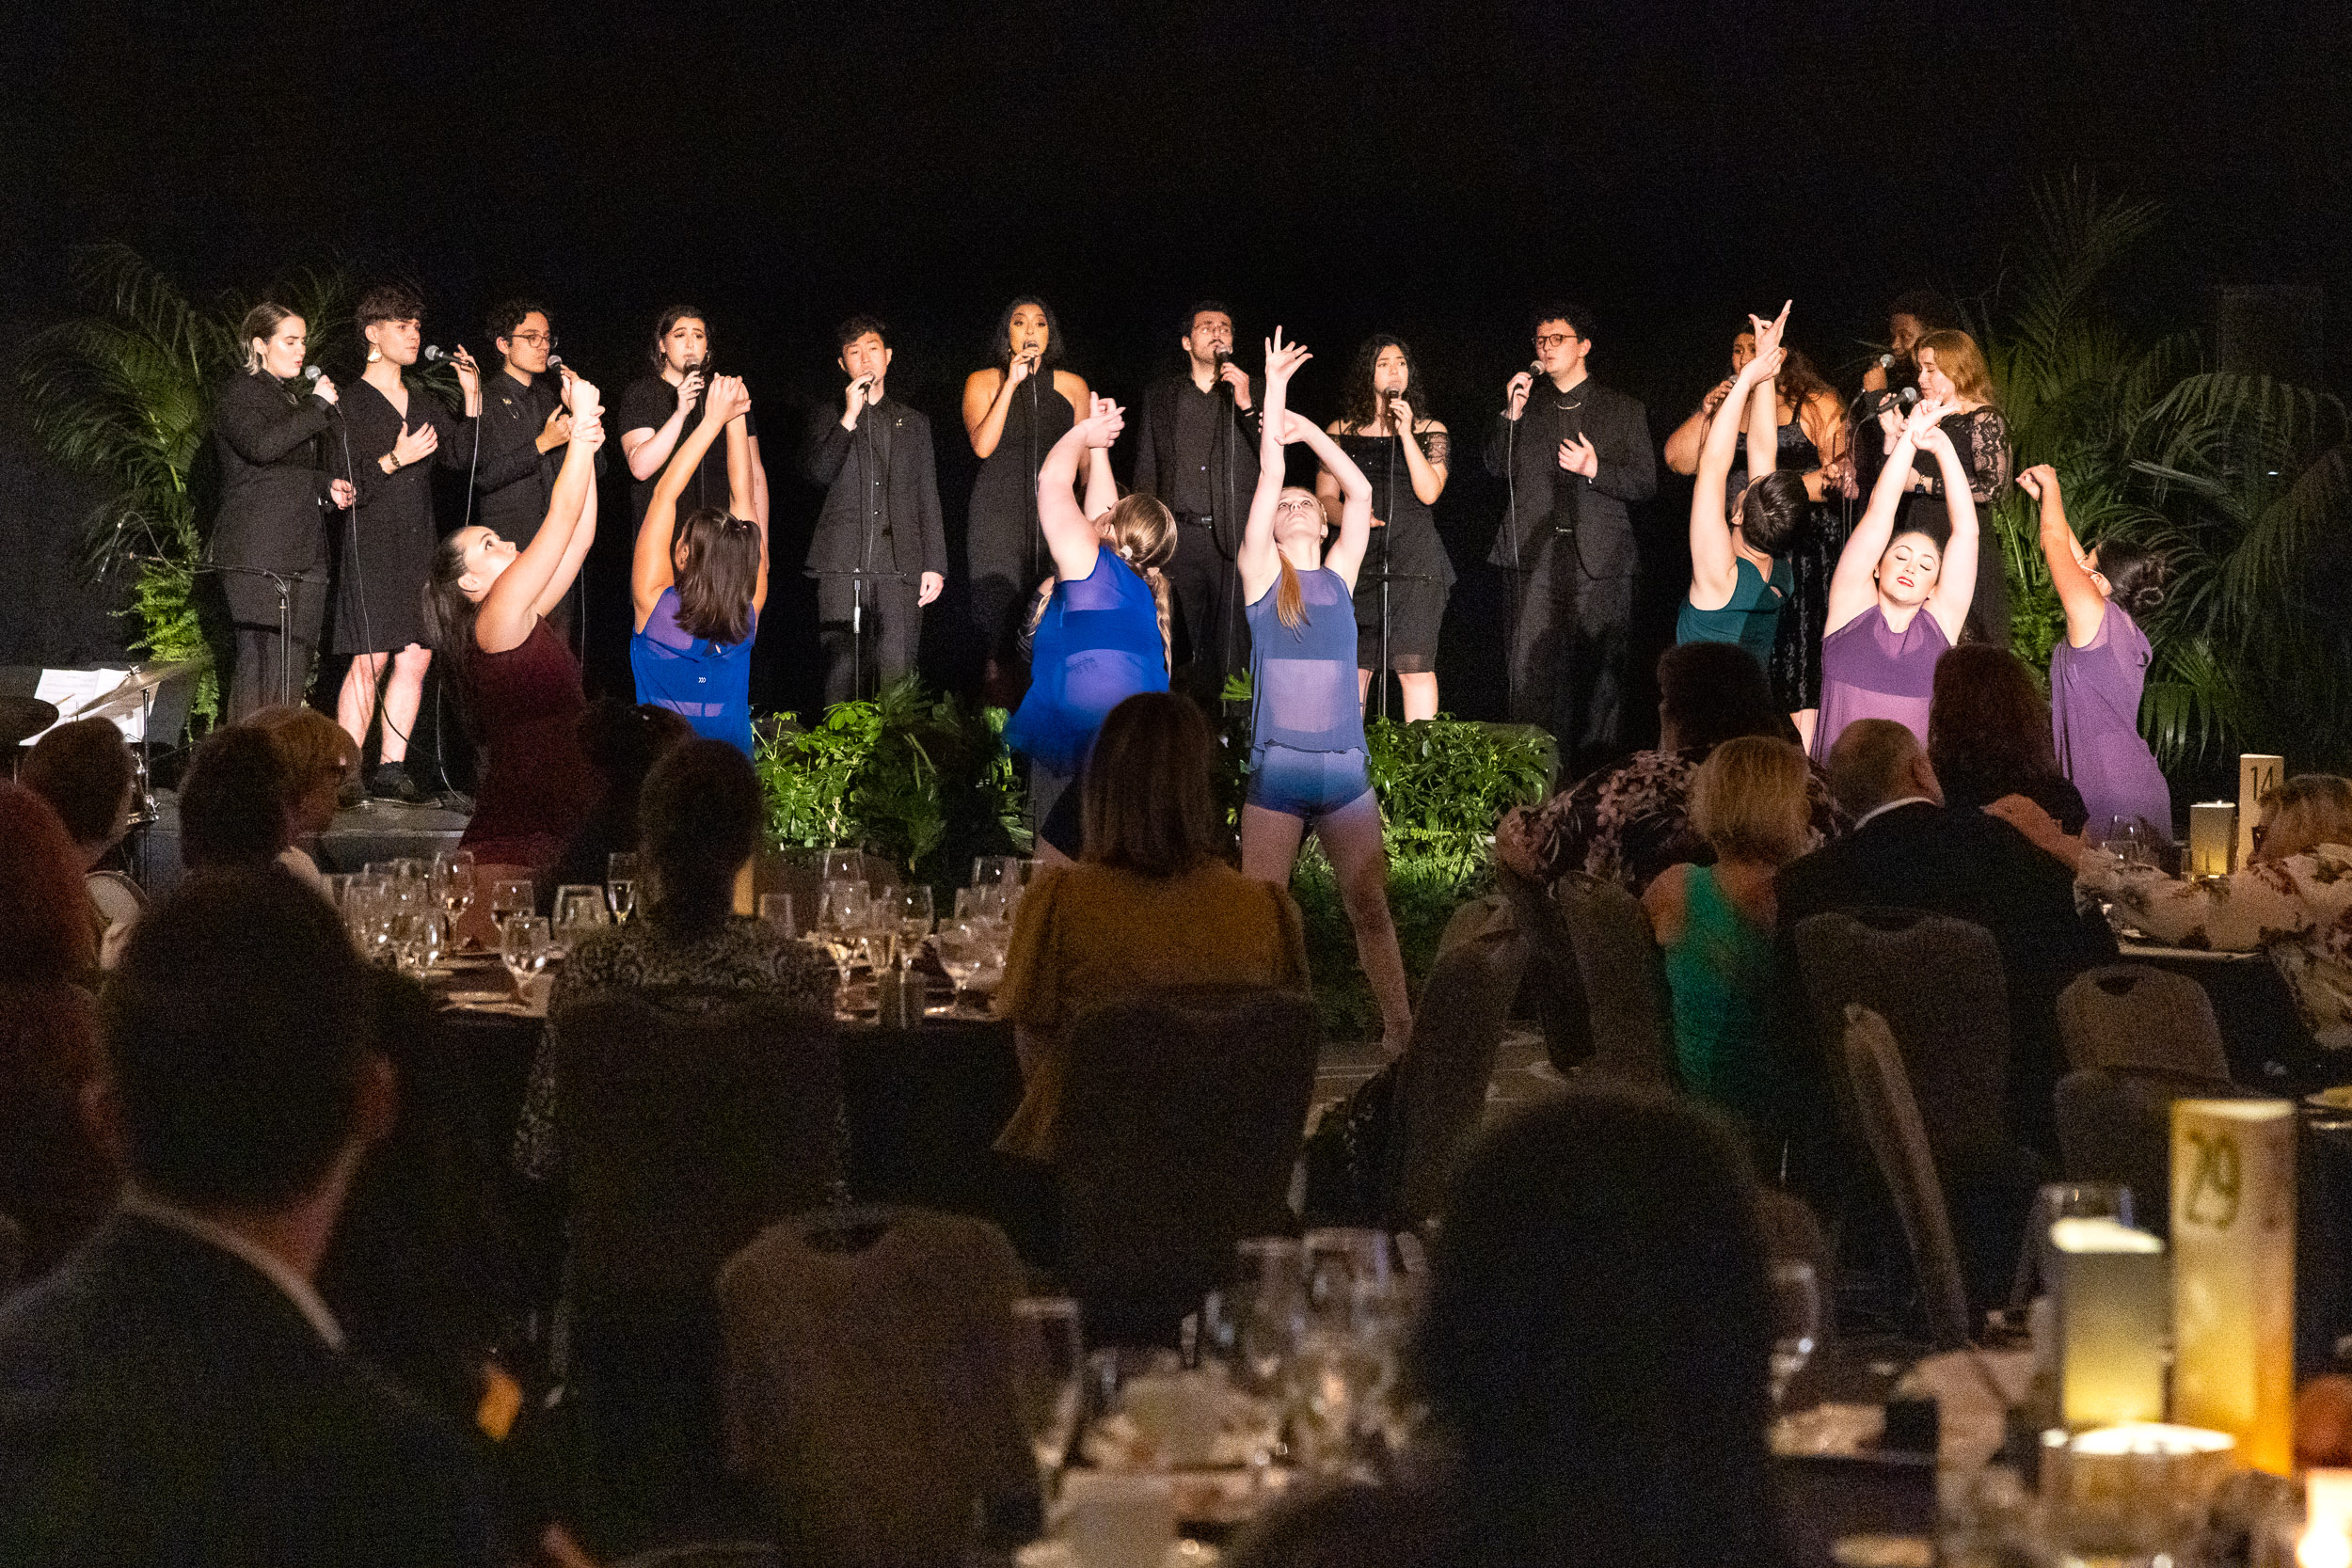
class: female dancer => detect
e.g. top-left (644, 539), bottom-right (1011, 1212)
top-left (1888, 328), bottom-right (2010, 646)
top-left (1811, 400), bottom-right (1979, 760)
top-left (211, 304), bottom-right (356, 721)
top-left (1677, 304), bottom-right (1808, 676)
top-left (330, 284), bottom-right (482, 800)
top-left (421, 374), bottom-right (605, 877)
top-left (1316, 334), bottom-right (1454, 721)
top-left (2017, 464), bottom-right (2172, 841)
top-left (1244, 331), bottom-right (1412, 1050)
top-left (963, 296), bottom-right (1092, 689)
top-left (1002, 397), bottom-right (1174, 864)
top-left (630, 374), bottom-right (765, 753)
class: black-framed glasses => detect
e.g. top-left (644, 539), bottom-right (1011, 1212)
top-left (1533, 332), bottom-right (1577, 350)
top-left (508, 331), bottom-right (556, 348)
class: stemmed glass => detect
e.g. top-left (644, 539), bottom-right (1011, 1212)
top-left (888, 885), bottom-right (933, 972)
top-left (393, 909), bottom-right (446, 974)
top-left (821, 847), bottom-right (866, 888)
top-left (501, 915), bottom-right (552, 1004)
top-left (815, 880), bottom-right (868, 991)
top-left (550, 885), bottom-right (609, 958)
top-left (1769, 1260), bottom-right (1821, 1407)
top-left (488, 877), bottom-right (534, 932)
top-left (430, 850), bottom-right (476, 927)
top-left (1009, 1297), bottom-right (1085, 1501)
top-left (606, 852), bottom-right (639, 925)
top-left (936, 919), bottom-right (986, 1012)
top-left (2107, 818), bottom-right (2159, 870)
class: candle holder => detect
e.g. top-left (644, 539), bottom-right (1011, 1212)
top-left (2172, 1099), bottom-right (2297, 1475)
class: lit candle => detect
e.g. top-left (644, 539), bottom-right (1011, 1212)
top-left (2189, 802), bottom-right (2237, 878)
top-left (2303, 1470), bottom-right (2352, 1568)
top-left (2240, 754), bottom-right (2284, 867)
top-left (2171, 1099), bottom-right (2297, 1475)
top-left (2050, 1217), bottom-right (2168, 1427)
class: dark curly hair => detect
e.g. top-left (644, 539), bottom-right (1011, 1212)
top-left (354, 281), bottom-right (425, 329)
top-left (1337, 333), bottom-right (1422, 433)
top-left (2093, 539), bottom-right (2169, 621)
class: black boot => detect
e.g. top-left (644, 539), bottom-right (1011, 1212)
top-left (367, 760), bottom-right (421, 803)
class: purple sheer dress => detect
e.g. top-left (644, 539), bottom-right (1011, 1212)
top-left (1810, 606), bottom-right (1948, 762)
top-left (2050, 604), bottom-right (2171, 840)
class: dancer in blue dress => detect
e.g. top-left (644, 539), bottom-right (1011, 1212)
top-left (629, 374), bottom-right (766, 753)
top-left (1236, 329), bottom-right (1412, 1050)
top-left (1003, 395), bottom-right (1177, 863)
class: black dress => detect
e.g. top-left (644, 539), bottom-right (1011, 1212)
top-left (327, 377), bottom-right (467, 654)
top-left (1900, 404), bottom-right (2012, 648)
top-left (1335, 428), bottom-right (1455, 673)
top-left (209, 369), bottom-right (336, 719)
top-left (1739, 420), bottom-right (1836, 715)
top-left (965, 373), bottom-right (1075, 661)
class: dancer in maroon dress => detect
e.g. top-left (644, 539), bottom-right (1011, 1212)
top-left (421, 374), bottom-right (607, 877)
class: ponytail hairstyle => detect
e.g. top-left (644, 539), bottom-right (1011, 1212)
top-left (2092, 539), bottom-right (2169, 621)
top-left (1270, 485), bottom-right (1325, 633)
top-left (239, 301), bottom-right (299, 373)
top-left (672, 506), bottom-right (762, 645)
top-left (1737, 471), bottom-right (1812, 556)
top-left (1103, 493), bottom-right (1178, 673)
top-left (421, 533), bottom-right (483, 713)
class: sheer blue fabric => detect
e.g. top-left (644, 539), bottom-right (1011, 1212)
top-left (1004, 549), bottom-right (1168, 774)
top-left (1246, 563), bottom-right (1372, 817)
top-left (630, 586), bottom-right (756, 753)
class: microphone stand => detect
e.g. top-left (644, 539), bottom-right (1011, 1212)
top-left (186, 560), bottom-right (309, 707)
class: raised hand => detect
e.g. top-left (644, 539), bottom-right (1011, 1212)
top-left (1263, 328), bottom-right (1311, 385)
top-left (568, 375), bottom-right (602, 419)
top-left (702, 374), bottom-right (751, 424)
top-left (390, 420), bottom-right (439, 467)
top-left (1077, 394), bottom-right (1125, 449)
top-left (1275, 409), bottom-right (1320, 444)
top-left (675, 371), bottom-right (706, 412)
top-left (1748, 299), bottom-right (1792, 359)
top-left (2015, 463), bottom-right (2058, 504)
top-left (1903, 399), bottom-right (1949, 447)
top-left (570, 406), bottom-right (606, 452)
top-left (1744, 343), bottom-right (1787, 384)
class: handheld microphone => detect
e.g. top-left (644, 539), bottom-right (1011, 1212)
top-left (547, 354), bottom-right (565, 372)
top-left (423, 345), bottom-right (447, 363)
top-left (302, 365), bottom-right (322, 384)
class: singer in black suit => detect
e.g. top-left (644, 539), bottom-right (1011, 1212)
top-left (617, 304), bottom-right (768, 531)
top-left (803, 316), bottom-right (947, 703)
top-left (1128, 301), bottom-right (1263, 705)
top-left (210, 304), bottom-right (357, 722)
top-left (1484, 303), bottom-right (1657, 772)
top-left (471, 299), bottom-right (571, 545)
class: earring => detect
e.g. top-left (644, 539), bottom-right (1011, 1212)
top-left (367, 346), bottom-right (382, 363)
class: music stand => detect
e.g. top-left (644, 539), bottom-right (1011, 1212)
top-left (806, 566), bottom-right (918, 703)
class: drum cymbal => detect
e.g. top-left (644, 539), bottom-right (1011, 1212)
top-left (74, 661), bottom-right (201, 721)
top-left (1, 695), bottom-right (61, 751)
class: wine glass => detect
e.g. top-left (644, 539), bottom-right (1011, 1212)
top-left (757, 893), bottom-right (796, 936)
top-left (954, 883), bottom-right (1009, 929)
top-left (393, 909), bottom-right (446, 974)
top-left (1769, 1259), bottom-right (1820, 1407)
top-left (816, 880), bottom-right (868, 978)
top-left (936, 919), bottom-right (985, 1011)
top-left (501, 915), bottom-right (551, 1001)
top-left (2107, 817), bottom-right (2158, 870)
top-left (488, 877), bottom-right (534, 931)
top-left (1009, 1297), bottom-right (1085, 1499)
top-left (430, 849), bottom-right (476, 923)
top-left (821, 847), bottom-right (866, 889)
top-left (606, 852), bottom-right (639, 925)
top-left (551, 885), bottom-right (609, 958)
top-left (888, 885), bottom-right (933, 972)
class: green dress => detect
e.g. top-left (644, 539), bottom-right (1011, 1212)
top-left (1675, 554), bottom-right (1791, 673)
top-left (1660, 865), bottom-right (1788, 1132)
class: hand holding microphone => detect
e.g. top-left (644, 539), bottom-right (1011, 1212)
top-left (304, 365), bottom-right (340, 405)
top-left (675, 366), bottom-right (706, 412)
top-left (1503, 363), bottom-right (1537, 421)
top-left (1387, 388), bottom-right (1414, 433)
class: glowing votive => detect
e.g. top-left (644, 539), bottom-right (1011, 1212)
top-left (2188, 801), bottom-right (2237, 878)
top-left (2171, 1099), bottom-right (2297, 1475)
top-left (2049, 1217), bottom-right (2168, 1428)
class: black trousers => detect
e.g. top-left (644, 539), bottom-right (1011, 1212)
top-left (818, 573), bottom-right (922, 705)
top-left (225, 568), bottom-right (329, 722)
top-left (1167, 519), bottom-right (1242, 706)
top-left (1503, 559), bottom-right (1631, 777)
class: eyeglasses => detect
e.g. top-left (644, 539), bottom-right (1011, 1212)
top-left (1533, 333), bottom-right (1577, 350)
top-left (507, 331), bottom-right (555, 348)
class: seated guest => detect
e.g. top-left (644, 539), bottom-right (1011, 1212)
top-left (0, 784), bottom-right (119, 1280)
top-left (2004, 774), bottom-right (2352, 1053)
top-left (246, 704), bottom-right (361, 888)
top-left (1645, 737), bottom-right (1812, 1147)
top-left (540, 697), bottom-right (694, 913)
top-left (176, 724), bottom-right (294, 872)
top-left (995, 691), bottom-right (1310, 1163)
top-left (1232, 1089), bottom-right (1788, 1568)
top-left (515, 737), bottom-right (834, 1182)
top-left (19, 716), bottom-right (142, 962)
top-left (1928, 643), bottom-right (2090, 836)
top-left (1496, 641), bottom-right (1841, 895)
top-left (1779, 719), bottom-right (2118, 1160)
top-left (0, 870), bottom-right (516, 1565)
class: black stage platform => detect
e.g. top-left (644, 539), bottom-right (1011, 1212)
top-left (135, 791), bottom-right (470, 899)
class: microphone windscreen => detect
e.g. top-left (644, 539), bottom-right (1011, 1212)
top-left (423, 345), bottom-right (447, 363)
top-left (302, 365), bottom-right (321, 383)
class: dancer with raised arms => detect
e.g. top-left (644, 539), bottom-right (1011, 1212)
top-left (630, 374), bottom-right (766, 754)
top-left (1810, 399), bottom-right (1979, 760)
top-left (1001, 395), bottom-right (1175, 864)
top-left (1676, 302), bottom-right (1808, 678)
top-left (1240, 330), bottom-right (1412, 1051)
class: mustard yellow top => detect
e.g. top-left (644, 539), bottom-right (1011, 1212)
top-left (993, 861), bottom-right (1311, 1162)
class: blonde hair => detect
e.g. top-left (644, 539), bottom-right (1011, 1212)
top-left (1913, 328), bottom-right (1998, 411)
top-left (1103, 493), bottom-right (1179, 673)
top-left (1689, 736), bottom-right (1812, 866)
top-left (245, 705), bottom-right (358, 799)
top-left (2255, 774), bottom-right (2352, 863)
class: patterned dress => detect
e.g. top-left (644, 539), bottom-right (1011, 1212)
top-left (2079, 844), bottom-right (2352, 1051)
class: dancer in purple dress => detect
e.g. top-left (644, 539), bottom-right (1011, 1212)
top-left (1810, 400), bottom-right (1979, 761)
top-left (2018, 464), bottom-right (2173, 843)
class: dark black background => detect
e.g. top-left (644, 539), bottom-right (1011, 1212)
top-left (4, 2), bottom-right (2344, 735)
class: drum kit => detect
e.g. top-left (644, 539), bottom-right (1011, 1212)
top-left (4, 663), bottom-right (198, 838)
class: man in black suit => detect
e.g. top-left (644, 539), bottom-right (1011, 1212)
top-left (1128, 301), bottom-right (1263, 706)
top-left (1485, 302), bottom-right (1659, 772)
top-left (471, 297), bottom-right (592, 645)
top-left (803, 315), bottom-right (947, 705)
top-left (0, 871), bottom-right (515, 1567)
top-left (1778, 719), bottom-right (2119, 1158)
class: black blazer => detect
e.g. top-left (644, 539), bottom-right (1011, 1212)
top-left (0, 1213), bottom-right (511, 1567)
top-left (471, 370), bottom-right (564, 545)
top-left (1129, 372), bottom-right (1263, 555)
top-left (210, 370), bottom-right (334, 570)
top-left (1482, 378), bottom-right (1657, 576)
top-left (802, 398), bottom-right (947, 580)
top-left (1775, 800), bottom-right (2120, 1158)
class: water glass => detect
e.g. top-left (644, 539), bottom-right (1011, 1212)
top-left (1009, 1296), bottom-right (1085, 1497)
top-left (954, 883), bottom-right (1009, 928)
top-left (551, 884), bottom-right (609, 957)
top-left (1769, 1259), bottom-right (1820, 1407)
top-left (817, 881), bottom-right (869, 978)
top-left (2107, 817), bottom-right (2159, 869)
top-left (606, 852), bottom-right (639, 924)
top-left (430, 849), bottom-right (476, 921)
top-left (488, 877), bottom-right (534, 930)
top-left (393, 909), bottom-right (447, 974)
top-left (821, 847), bottom-right (866, 888)
top-left (501, 915), bottom-right (551, 997)
top-left (757, 893), bottom-right (796, 936)
top-left (971, 855), bottom-right (1010, 891)
top-left (1303, 1227), bottom-right (1394, 1334)
top-left (2026, 1182), bottom-right (2135, 1302)
top-left (887, 885), bottom-right (933, 970)
top-left (935, 919), bottom-right (985, 1008)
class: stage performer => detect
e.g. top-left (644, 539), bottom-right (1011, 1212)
top-left (1675, 305), bottom-right (1804, 679)
top-left (1241, 330), bottom-right (1413, 1052)
top-left (210, 304), bottom-right (356, 721)
top-left (963, 295), bottom-right (1092, 693)
top-left (803, 314), bottom-right (946, 703)
top-left (1318, 333), bottom-right (1455, 721)
top-left (1888, 328), bottom-right (2010, 648)
top-left (1485, 303), bottom-right (1657, 771)
top-left (327, 283), bottom-right (482, 802)
top-left (1002, 397), bottom-right (1174, 864)
top-left (618, 305), bottom-right (769, 531)
top-left (469, 298), bottom-right (591, 646)
top-left (421, 372), bottom-right (605, 877)
top-left (630, 374), bottom-right (765, 753)
top-left (1811, 400), bottom-right (1979, 761)
top-left (2016, 464), bottom-right (2172, 842)
top-left (1129, 301), bottom-right (1261, 705)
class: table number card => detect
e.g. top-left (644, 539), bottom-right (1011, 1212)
top-left (2171, 1099), bottom-right (2296, 1474)
top-left (2238, 755), bottom-right (2284, 869)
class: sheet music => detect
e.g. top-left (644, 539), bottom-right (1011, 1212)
top-left (29, 669), bottom-right (145, 742)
